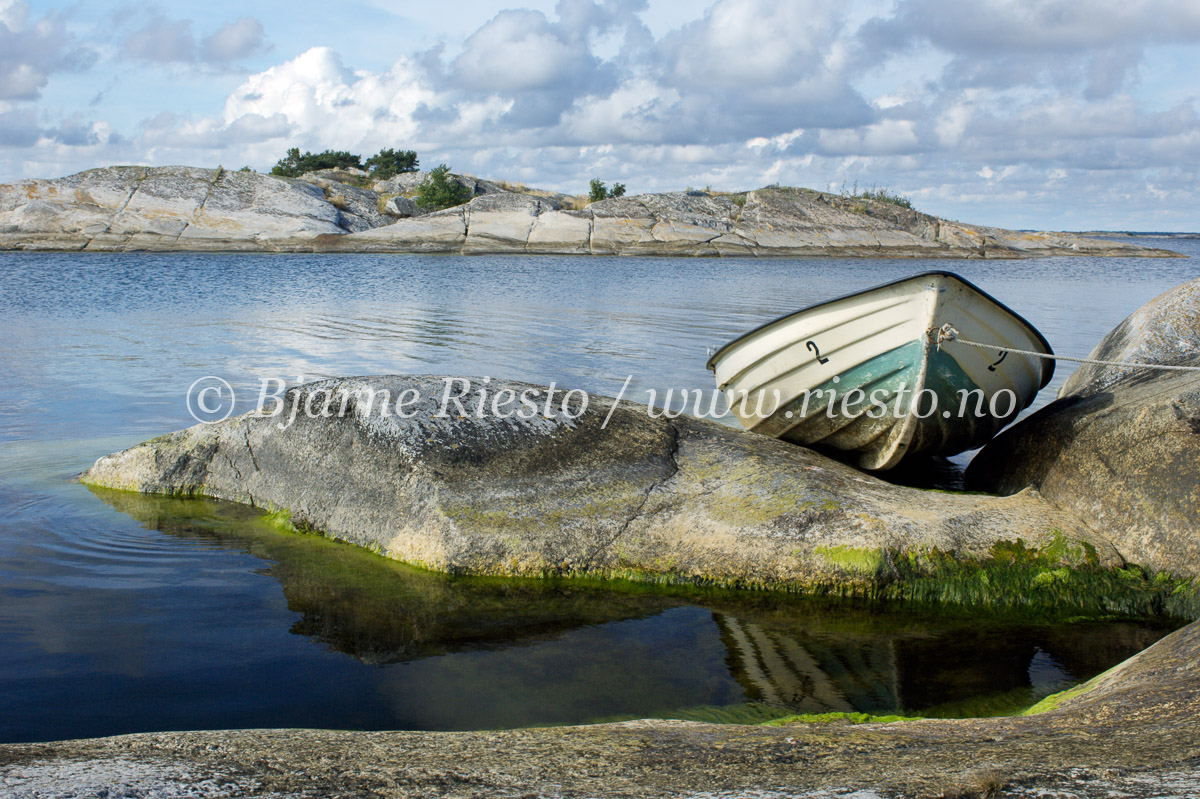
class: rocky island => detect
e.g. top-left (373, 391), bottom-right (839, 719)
top-left (0, 165), bottom-right (1184, 257)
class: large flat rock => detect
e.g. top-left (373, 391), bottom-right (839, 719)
top-left (80, 375), bottom-right (1200, 617)
top-left (0, 166), bottom-right (389, 250)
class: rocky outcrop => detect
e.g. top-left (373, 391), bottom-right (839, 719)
top-left (372, 170), bottom-right (508, 198)
top-left (967, 279), bottom-right (1200, 575)
top-left (346, 205), bottom-right (468, 251)
top-left (321, 187), bottom-right (1185, 258)
top-left (0, 166), bottom-right (386, 250)
top-left (297, 172), bottom-right (389, 231)
top-left (4, 618), bottom-right (1199, 797)
top-left (1, 166), bottom-right (1183, 256)
top-left (80, 375), bottom-right (1200, 616)
top-left (382, 194), bottom-right (421, 218)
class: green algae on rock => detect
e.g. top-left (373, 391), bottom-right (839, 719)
top-left (80, 375), bottom-right (1194, 619)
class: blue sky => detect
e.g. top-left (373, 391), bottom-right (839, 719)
top-left (3, 0), bottom-right (1200, 230)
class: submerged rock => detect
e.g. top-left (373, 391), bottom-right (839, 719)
top-left (968, 279), bottom-right (1200, 576)
top-left (80, 375), bottom-right (1197, 616)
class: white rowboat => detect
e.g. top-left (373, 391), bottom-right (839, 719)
top-left (706, 271), bottom-right (1054, 470)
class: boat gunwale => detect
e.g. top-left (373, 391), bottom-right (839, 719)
top-left (705, 270), bottom-right (1056, 390)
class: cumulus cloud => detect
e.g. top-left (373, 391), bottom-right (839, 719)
top-left (222, 47), bottom-right (435, 149)
top-left (0, 1), bottom-right (96, 100)
top-left (454, 10), bottom-right (590, 92)
top-left (210, 0), bottom-right (871, 150)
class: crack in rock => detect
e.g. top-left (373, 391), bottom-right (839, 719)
top-left (584, 422), bottom-right (681, 566)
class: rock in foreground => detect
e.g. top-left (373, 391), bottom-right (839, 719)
top-left (969, 278), bottom-right (1200, 576)
top-left (1, 166), bottom-right (1183, 256)
top-left (82, 375), bottom-right (1198, 616)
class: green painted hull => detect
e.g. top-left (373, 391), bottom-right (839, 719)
top-left (750, 340), bottom-right (1010, 469)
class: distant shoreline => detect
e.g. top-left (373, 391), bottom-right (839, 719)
top-left (0, 165), bottom-right (1187, 258)
top-left (1068, 231), bottom-right (1200, 239)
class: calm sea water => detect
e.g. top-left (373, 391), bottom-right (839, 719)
top-left (1, 242), bottom-right (1196, 743)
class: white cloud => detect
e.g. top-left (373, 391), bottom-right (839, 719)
top-left (453, 10), bottom-right (585, 92)
top-left (201, 17), bottom-right (268, 64)
top-left (659, 0), bottom-right (838, 86)
top-left (222, 47), bottom-right (436, 151)
top-left (0, 0), bottom-right (96, 100)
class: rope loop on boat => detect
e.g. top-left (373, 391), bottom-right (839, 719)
top-left (934, 324), bottom-right (1200, 372)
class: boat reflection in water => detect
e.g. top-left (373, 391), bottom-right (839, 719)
top-left (90, 488), bottom-right (1170, 728)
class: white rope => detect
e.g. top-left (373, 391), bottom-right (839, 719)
top-left (934, 324), bottom-right (1200, 372)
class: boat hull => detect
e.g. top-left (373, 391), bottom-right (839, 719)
top-left (707, 272), bottom-right (1053, 470)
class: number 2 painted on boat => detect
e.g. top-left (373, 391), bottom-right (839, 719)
top-left (807, 340), bottom-right (830, 365)
top-left (988, 350), bottom-right (1007, 371)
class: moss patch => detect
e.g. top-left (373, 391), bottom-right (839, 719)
top-left (815, 546), bottom-right (883, 574)
top-left (761, 711), bottom-right (920, 726)
top-left (1021, 682), bottom-right (1095, 715)
top-left (261, 505), bottom-right (298, 534)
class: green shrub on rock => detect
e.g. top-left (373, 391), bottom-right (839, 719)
top-left (588, 178), bottom-right (627, 203)
top-left (270, 148), bottom-right (363, 177)
top-left (365, 148), bottom-right (419, 180)
top-left (415, 164), bottom-right (472, 210)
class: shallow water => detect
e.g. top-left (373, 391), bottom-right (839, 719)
top-left (1, 242), bottom-right (1197, 742)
